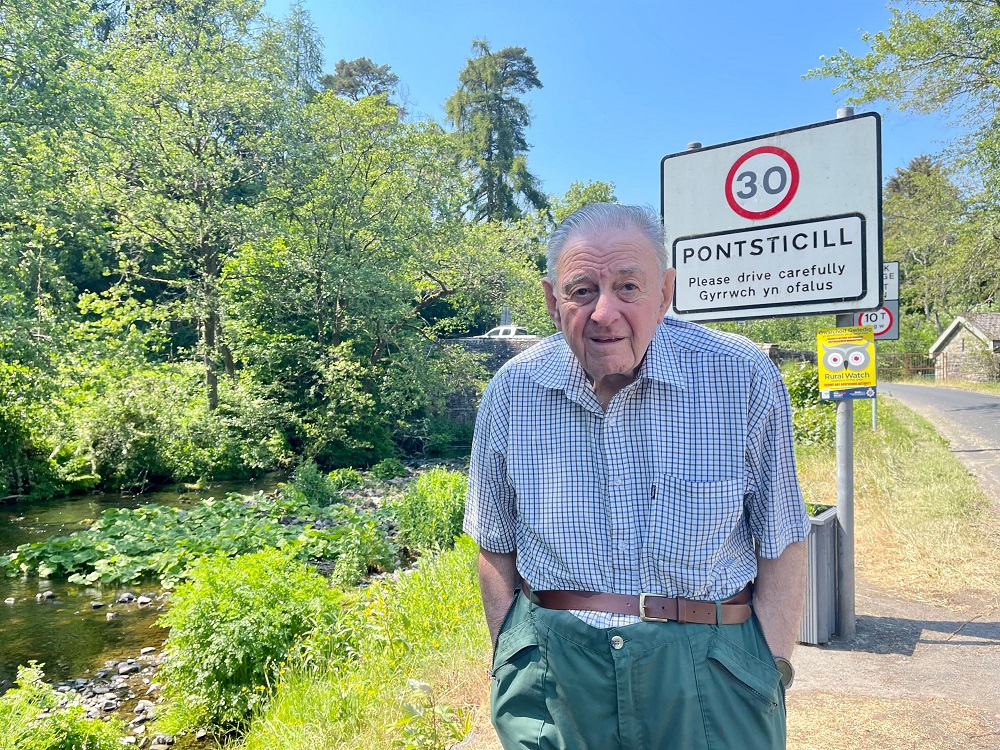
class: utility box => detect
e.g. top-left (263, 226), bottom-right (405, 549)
top-left (799, 505), bottom-right (839, 645)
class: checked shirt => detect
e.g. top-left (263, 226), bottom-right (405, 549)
top-left (464, 316), bottom-right (810, 628)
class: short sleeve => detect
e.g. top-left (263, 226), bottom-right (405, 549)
top-left (743, 361), bottom-right (810, 558)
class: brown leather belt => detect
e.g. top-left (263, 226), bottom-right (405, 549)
top-left (521, 582), bottom-right (753, 625)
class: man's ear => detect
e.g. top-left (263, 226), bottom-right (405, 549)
top-left (542, 278), bottom-right (562, 330)
top-left (658, 268), bottom-right (676, 319)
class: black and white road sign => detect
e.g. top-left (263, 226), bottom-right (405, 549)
top-left (662, 113), bottom-right (882, 322)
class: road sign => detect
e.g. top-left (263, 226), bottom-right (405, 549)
top-left (817, 326), bottom-right (876, 397)
top-left (883, 261), bottom-right (899, 301)
top-left (725, 146), bottom-right (800, 219)
top-left (662, 113), bottom-right (882, 322)
top-left (857, 299), bottom-right (898, 339)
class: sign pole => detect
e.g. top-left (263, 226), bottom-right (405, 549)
top-left (834, 108), bottom-right (857, 640)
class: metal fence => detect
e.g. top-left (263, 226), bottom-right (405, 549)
top-left (878, 351), bottom-right (936, 381)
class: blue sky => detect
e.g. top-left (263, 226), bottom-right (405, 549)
top-left (264, 0), bottom-right (961, 207)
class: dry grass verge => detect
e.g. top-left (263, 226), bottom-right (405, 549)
top-left (796, 399), bottom-right (1000, 608)
top-left (787, 693), bottom-right (999, 750)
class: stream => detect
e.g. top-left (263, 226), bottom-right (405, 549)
top-left (0, 477), bottom-right (276, 693)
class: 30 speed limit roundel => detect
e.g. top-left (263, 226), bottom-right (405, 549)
top-left (725, 146), bottom-right (800, 220)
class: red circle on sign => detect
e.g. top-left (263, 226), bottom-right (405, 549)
top-left (858, 306), bottom-right (894, 336)
top-left (725, 146), bottom-right (800, 220)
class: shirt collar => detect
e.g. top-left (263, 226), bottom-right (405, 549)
top-left (531, 325), bottom-right (688, 396)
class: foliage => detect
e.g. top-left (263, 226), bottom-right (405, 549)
top-left (157, 548), bottom-right (340, 731)
top-left (50, 363), bottom-right (289, 491)
top-left (549, 180), bottom-right (618, 225)
top-left (281, 460), bottom-right (342, 508)
top-left (782, 362), bottom-right (836, 446)
top-left (0, 663), bottom-right (125, 750)
top-left (329, 467), bottom-right (365, 491)
top-left (323, 57), bottom-right (399, 101)
top-left (4, 492), bottom-right (397, 588)
top-left (240, 537), bottom-right (485, 750)
top-left (446, 39), bottom-right (548, 221)
top-left (390, 469), bottom-right (467, 552)
top-left (394, 679), bottom-right (472, 750)
top-left (370, 458), bottom-right (409, 481)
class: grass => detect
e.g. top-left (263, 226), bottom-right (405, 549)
top-left (238, 536), bottom-right (490, 750)
top-left (797, 398), bottom-right (1000, 607)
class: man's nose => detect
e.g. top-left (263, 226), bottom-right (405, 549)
top-left (591, 290), bottom-right (621, 325)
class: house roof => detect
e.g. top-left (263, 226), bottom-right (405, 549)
top-left (929, 313), bottom-right (1000, 357)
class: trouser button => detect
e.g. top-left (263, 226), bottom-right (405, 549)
top-left (610, 635), bottom-right (624, 650)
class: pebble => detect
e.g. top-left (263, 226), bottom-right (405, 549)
top-left (118, 592), bottom-right (136, 603)
top-left (90, 601), bottom-right (104, 609)
top-left (3, 597), bottom-right (14, 605)
top-left (118, 661), bottom-right (142, 676)
top-left (106, 611), bottom-right (119, 621)
top-left (137, 595), bottom-right (153, 606)
top-left (140, 646), bottom-right (156, 655)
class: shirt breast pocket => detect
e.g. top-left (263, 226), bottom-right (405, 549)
top-left (645, 474), bottom-right (745, 584)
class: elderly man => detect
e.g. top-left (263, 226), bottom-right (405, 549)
top-left (464, 203), bottom-right (809, 750)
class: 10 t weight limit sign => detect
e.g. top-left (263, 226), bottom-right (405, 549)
top-left (725, 146), bottom-right (800, 220)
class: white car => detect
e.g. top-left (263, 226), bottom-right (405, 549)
top-left (479, 326), bottom-right (529, 338)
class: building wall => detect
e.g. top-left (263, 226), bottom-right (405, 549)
top-left (935, 327), bottom-right (1000, 381)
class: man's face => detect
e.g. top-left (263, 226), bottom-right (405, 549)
top-left (542, 227), bottom-right (675, 392)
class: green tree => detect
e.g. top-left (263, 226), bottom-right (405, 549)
top-left (883, 156), bottom-right (969, 334)
top-left (549, 180), bottom-right (618, 224)
top-left (90, 0), bottom-right (304, 410)
top-left (446, 39), bottom-right (548, 222)
top-left (321, 57), bottom-right (399, 101)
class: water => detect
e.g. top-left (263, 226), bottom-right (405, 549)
top-left (0, 478), bottom-right (277, 692)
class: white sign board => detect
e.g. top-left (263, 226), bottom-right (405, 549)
top-left (883, 261), bottom-right (899, 301)
top-left (662, 114), bottom-right (882, 321)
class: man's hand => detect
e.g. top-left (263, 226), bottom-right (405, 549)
top-left (754, 541), bottom-right (807, 660)
top-left (478, 549), bottom-right (521, 646)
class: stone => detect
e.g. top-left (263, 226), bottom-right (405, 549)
top-left (3, 597), bottom-right (14, 605)
top-left (118, 592), bottom-right (136, 603)
top-left (122, 737), bottom-right (137, 745)
top-left (137, 595), bottom-right (153, 606)
top-left (100, 697), bottom-right (118, 711)
top-left (140, 647), bottom-right (156, 656)
top-left (106, 611), bottom-right (119, 621)
top-left (144, 683), bottom-right (161, 696)
top-left (134, 699), bottom-right (155, 714)
top-left (118, 662), bottom-right (141, 676)
top-left (195, 729), bottom-right (208, 741)
top-left (152, 734), bottom-right (174, 745)
top-left (92, 685), bottom-right (110, 695)
top-left (90, 601), bottom-right (104, 609)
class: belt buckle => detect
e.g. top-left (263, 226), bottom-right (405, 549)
top-left (638, 593), bottom-right (671, 623)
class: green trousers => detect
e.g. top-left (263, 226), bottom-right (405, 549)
top-left (490, 590), bottom-right (786, 750)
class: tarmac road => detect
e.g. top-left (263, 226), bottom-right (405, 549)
top-left (881, 383), bottom-right (1000, 506)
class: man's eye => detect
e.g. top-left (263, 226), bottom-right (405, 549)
top-left (570, 288), bottom-right (595, 299)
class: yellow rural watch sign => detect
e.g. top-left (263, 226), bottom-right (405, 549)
top-left (817, 326), bottom-right (876, 395)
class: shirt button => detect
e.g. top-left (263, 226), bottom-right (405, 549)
top-left (611, 635), bottom-right (624, 650)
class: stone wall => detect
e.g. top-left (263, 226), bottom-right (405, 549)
top-left (441, 336), bottom-right (545, 422)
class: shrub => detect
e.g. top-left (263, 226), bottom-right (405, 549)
top-left (281, 460), bottom-right (340, 508)
top-left (0, 663), bottom-right (125, 750)
top-left (328, 467), bottom-right (364, 491)
top-left (370, 458), bottom-right (408, 481)
top-left (157, 548), bottom-right (339, 731)
top-left (391, 468), bottom-right (466, 552)
top-left (782, 362), bottom-right (836, 446)
top-left (782, 361), bottom-right (824, 408)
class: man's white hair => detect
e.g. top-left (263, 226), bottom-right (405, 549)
top-left (546, 203), bottom-right (668, 281)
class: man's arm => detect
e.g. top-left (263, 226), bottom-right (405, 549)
top-left (753, 541), bottom-right (806, 660)
top-left (479, 549), bottom-right (521, 646)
